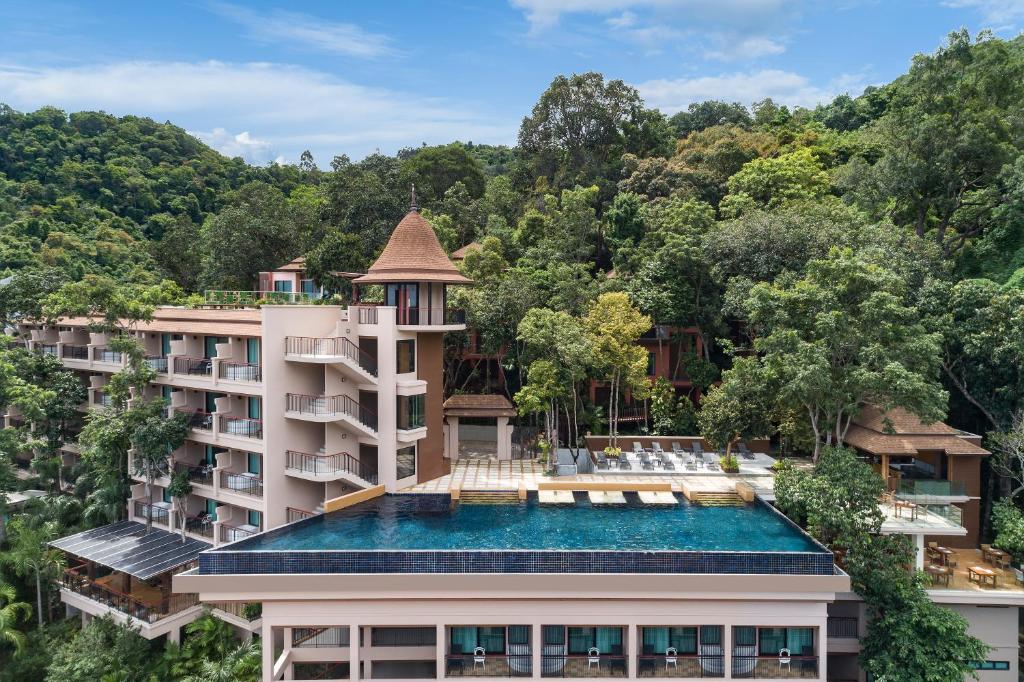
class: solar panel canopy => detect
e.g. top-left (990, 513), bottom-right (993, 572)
top-left (50, 520), bottom-right (211, 580)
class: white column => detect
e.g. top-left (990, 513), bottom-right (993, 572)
top-left (722, 624), bottom-right (733, 679)
top-left (627, 624), bottom-right (638, 679)
top-left (532, 623), bottom-right (542, 680)
top-left (497, 417), bottom-right (511, 460)
top-left (448, 417), bottom-right (460, 461)
top-left (167, 626), bottom-right (180, 645)
top-left (436, 624), bottom-right (446, 679)
top-left (349, 624), bottom-right (360, 680)
top-left (262, 621), bottom-right (274, 681)
top-left (914, 534), bottom-right (925, 570)
top-left (817, 621), bottom-right (827, 681)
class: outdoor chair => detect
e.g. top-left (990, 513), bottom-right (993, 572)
top-left (685, 458), bottom-right (698, 471)
top-left (738, 442), bottom-right (754, 459)
top-left (778, 648), bottom-right (791, 672)
top-left (705, 456), bottom-right (720, 471)
top-left (596, 455), bottom-right (609, 471)
top-left (618, 457), bottom-right (632, 471)
top-left (692, 442), bottom-right (704, 456)
top-left (665, 647), bottom-right (678, 670)
top-left (651, 442), bottom-right (665, 455)
top-left (633, 442), bottom-right (645, 454)
top-left (474, 647), bottom-right (487, 671)
top-left (588, 648), bottom-right (601, 671)
top-left (672, 442), bottom-right (685, 455)
top-left (662, 458), bottom-right (676, 471)
top-left (640, 453), bottom-right (655, 470)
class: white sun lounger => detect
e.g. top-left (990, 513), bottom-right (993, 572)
top-left (588, 490), bottom-right (627, 504)
top-left (538, 489), bottom-right (576, 504)
top-left (638, 490), bottom-right (678, 505)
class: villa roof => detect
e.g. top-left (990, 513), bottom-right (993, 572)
top-left (276, 256), bottom-right (306, 272)
top-left (353, 210), bottom-right (472, 285)
top-left (443, 393), bottom-right (517, 418)
top-left (51, 520), bottom-right (210, 580)
top-left (451, 242), bottom-right (481, 260)
top-left (846, 407), bottom-right (990, 457)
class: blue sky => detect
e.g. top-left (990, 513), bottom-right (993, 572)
top-left (1, 0), bottom-right (1021, 164)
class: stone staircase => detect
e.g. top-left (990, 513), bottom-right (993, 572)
top-left (457, 490), bottom-right (523, 505)
top-left (688, 491), bottom-right (746, 506)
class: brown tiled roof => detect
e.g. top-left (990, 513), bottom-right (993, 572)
top-left (57, 308), bottom-right (262, 337)
top-left (854, 406), bottom-right (958, 435)
top-left (443, 393), bottom-right (516, 417)
top-left (277, 257), bottom-right (306, 272)
top-left (451, 242), bottom-right (481, 260)
top-left (353, 211), bottom-right (472, 284)
top-left (845, 425), bottom-right (989, 457)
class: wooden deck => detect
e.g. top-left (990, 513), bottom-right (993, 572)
top-left (927, 548), bottom-right (1022, 593)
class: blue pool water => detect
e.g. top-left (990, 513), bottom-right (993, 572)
top-left (226, 493), bottom-right (821, 553)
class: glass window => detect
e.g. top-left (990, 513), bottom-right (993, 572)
top-left (969, 661), bottom-right (1010, 671)
top-left (246, 338), bottom-right (260, 365)
top-left (397, 394), bottom-right (425, 430)
top-left (161, 333), bottom-right (172, 355)
top-left (396, 340), bottom-right (416, 373)
top-left (301, 279), bottom-right (317, 295)
top-left (247, 452), bottom-right (261, 475)
top-left (733, 627), bottom-right (756, 647)
top-left (647, 351), bottom-right (656, 376)
top-left (161, 386), bottom-right (172, 402)
top-left (247, 396), bottom-right (262, 419)
top-left (543, 626), bottom-right (565, 646)
top-left (247, 510), bottom-right (261, 528)
top-left (205, 392), bottom-right (223, 413)
top-left (566, 627), bottom-right (622, 655)
top-left (204, 336), bottom-right (227, 359)
top-left (758, 628), bottom-right (786, 656)
top-left (396, 445), bottom-right (416, 480)
top-left (205, 499), bottom-right (218, 520)
top-left (162, 488), bottom-right (171, 503)
top-left (274, 280), bottom-right (293, 292)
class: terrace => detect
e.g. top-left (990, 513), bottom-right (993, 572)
top-left (924, 546), bottom-right (1023, 594)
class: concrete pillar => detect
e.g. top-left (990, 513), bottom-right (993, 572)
top-left (627, 624), bottom-right (638, 679)
top-left (817, 621), bottom-right (827, 681)
top-left (349, 624), bottom-right (360, 680)
top-left (497, 417), bottom-right (511, 460)
top-left (436, 624), bottom-right (446, 679)
top-left (167, 625), bottom-right (180, 645)
top-left (532, 623), bottom-right (542, 680)
top-left (722, 624), bottom-right (732, 679)
top-left (262, 621), bottom-right (274, 681)
top-left (447, 417), bottom-right (460, 460)
top-left (914, 533), bottom-right (925, 570)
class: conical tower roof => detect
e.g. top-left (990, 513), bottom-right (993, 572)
top-left (353, 209), bottom-right (471, 284)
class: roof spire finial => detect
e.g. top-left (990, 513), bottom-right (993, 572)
top-left (410, 183), bottom-right (419, 212)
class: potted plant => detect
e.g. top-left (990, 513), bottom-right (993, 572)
top-left (719, 453), bottom-right (740, 473)
top-left (603, 445), bottom-right (621, 460)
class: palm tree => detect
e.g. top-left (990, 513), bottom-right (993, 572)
top-left (0, 581), bottom-right (31, 657)
top-left (181, 641), bottom-right (261, 682)
top-left (4, 519), bottom-right (65, 628)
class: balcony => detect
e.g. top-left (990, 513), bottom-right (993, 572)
top-left (185, 516), bottom-right (215, 539)
top-left (896, 479), bottom-right (968, 501)
top-left (177, 463), bottom-right (214, 487)
top-left (133, 501), bottom-right (170, 526)
top-left (826, 617), bottom-right (858, 639)
top-left (396, 306), bottom-right (466, 328)
top-left (731, 656), bottom-right (818, 679)
top-left (218, 361), bottom-right (262, 382)
top-left (541, 654), bottom-right (628, 678)
top-left (285, 393), bottom-right (378, 433)
top-left (62, 344), bottom-right (88, 360)
top-left (39, 344), bottom-right (58, 356)
top-left (220, 415), bottom-right (263, 440)
top-left (209, 600), bottom-right (262, 622)
top-left (637, 654), bottom-right (725, 678)
top-left (93, 347), bottom-right (123, 364)
top-left (173, 356), bottom-right (212, 377)
top-left (144, 355), bottom-right (168, 373)
top-left (285, 450), bottom-right (379, 485)
top-left (287, 507), bottom-right (317, 523)
top-left (284, 336), bottom-right (378, 378)
top-left (221, 523), bottom-right (259, 543)
top-left (204, 290), bottom-right (319, 306)
top-left (178, 409), bottom-right (214, 432)
top-left (220, 470), bottom-right (263, 498)
top-left (59, 565), bottom-right (198, 624)
top-left (447, 654), bottom-right (533, 677)
top-left (293, 626), bottom-right (350, 648)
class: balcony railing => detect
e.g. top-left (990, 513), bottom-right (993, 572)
top-left (93, 347), bottom-right (123, 364)
top-left (144, 355), bottom-right (168, 373)
top-left (731, 656), bottom-right (818, 679)
top-left (285, 450), bottom-right (379, 485)
top-left (93, 392), bottom-right (112, 407)
top-left (133, 501), bottom-right (170, 526)
top-left (220, 524), bottom-right (259, 543)
top-left (62, 344), bottom-right (88, 360)
top-left (218, 361), bottom-right (262, 382)
top-left (178, 409), bottom-right (213, 431)
top-left (896, 479), bottom-right (967, 499)
top-left (357, 306), bottom-right (378, 325)
top-left (177, 463), bottom-right (214, 486)
top-left (287, 507), bottom-right (317, 523)
top-left (59, 566), bottom-right (198, 624)
top-left (185, 517), bottom-right (214, 538)
top-left (173, 356), bottom-right (213, 376)
top-left (284, 336), bottom-right (378, 376)
top-left (541, 654), bottom-right (627, 678)
top-left (293, 627), bottom-right (350, 648)
top-left (637, 655), bottom-right (725, 678)
top-left (447, 655), bottom-right (533, 677)
top-left (396, 306), bottom-right (466, 326)
top-left (209, 601), bottom-right (262, 621)
top-left (285, 394), bottom-right (378, 431)
top-left (220, 471), bottom-right (263, 498)
top-left (220, 415), bottom-right (263, 439)
top-left (39, 344), bottom-right (57, 356)
top-left (827, 617), bottom-right (858, 638)
top-left (204, 290), bottom-right (318, 306)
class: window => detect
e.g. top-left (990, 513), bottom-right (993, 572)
top-left (247, 396), bottom-right (262, 419)
top-left (565, 627), bottom-right (623, 655)
top-left (373, 627), bottom-right (437, 647)
top-left (161, 386), bottom-right (172, 402)
top-left (246, 338), bottom-right (260, 365)
top-left (647, 351), bottom-right (656, 376)
top-left (205, 499), bottom-right (218, 520)
top-left (642, 627), bottom-right (714, 655)
top-left (397, 394), bottom-right (425, 430)
top-left (247, 452), bottom-right (261, 475)
top-left (247, 510), bottom-right (262, 528)
top-left (733, 627), bottom-right (814, 657)
top-left (205, 392), bottom-right (223, 413)
top-left (301, 279), bottom-right (317, 295)
top-left (273, 280), bottom-right (293, 292)
top-left (204, 446), bottom-right (225, 466)
top-left (204, 336), bottom-right (227, 359)
top-left (968, 661), bottom-right (1010, 671)
top-left (396, 445), bottom-right (416, 480)
top-left (396, 340), bottom-right (416, 373)
top-left (162, 488), bottom-right (172, 503)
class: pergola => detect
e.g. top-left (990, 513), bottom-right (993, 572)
top-left (443, 394), bottom-right (517, 460)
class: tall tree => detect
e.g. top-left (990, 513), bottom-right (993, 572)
top-left (4, 518), bottom-right (65, 628)
top-left (131, 413), bottom-right (188, 533)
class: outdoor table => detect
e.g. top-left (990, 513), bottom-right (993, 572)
top-left (983, 547), bottom-right (1008, 565)
top-left (934, 546), bottom-right (955, 565)
top-left (968, 566), bottom-right (998, 588)
top-left (925, 564), bottom-right (951, 586)
top-left (894, 500), bottom-right (918, 520)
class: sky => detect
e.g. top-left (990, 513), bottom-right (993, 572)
top-left (0, 1), bottom-right (1022, 165)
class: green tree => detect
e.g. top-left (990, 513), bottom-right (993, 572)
top-left (696, 357), bottom-right (775, 456)
top-left (168, 469), bottom-right (194, 543)
top-left (649, 376), bottom-right (696, 436)
top-left (131, 413), bottom-right (188, 533)
top-left (669, 100), bottom-right (752, 136)
top-left (724, 147), bottom-right (830, 210)
top-left (583, 292), bottom-right (651, 448)
top-left (0, 581), bottom-right (31, 657)
top-left (4, 518), bottom-right (65, 628)
top-left (400, 143), bottom-right (486, 204)
top-left (45, 616), bottom-right (156, 682)
top-left (180, 640), bottom-right (260, 682)
top-left (991, 499), bottom-right (1024, 557)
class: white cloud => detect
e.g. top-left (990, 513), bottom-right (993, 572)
top-left (510, 0), bottom-right (789, 31)
top-left (941, 0), bottom-right (1024, 29)
top-left (704, 36), bottom-right (786, 61)
top-left (208, 2), bottom-right (395, 58)
top-left (0, 60), bottom-right (514, 163)
top-left (606, 10), bottom-right (639, 27)
top-left (635, 69), bottom-right (870, 112)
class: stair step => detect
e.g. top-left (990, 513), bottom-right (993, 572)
top-left (689, 492), bottom-right (745, 507)
top-left (458, 490), bottom-right (523, 505)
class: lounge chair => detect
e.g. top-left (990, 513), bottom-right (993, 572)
top-left (738, 442), bottom-right (755, 460)
top-left (671, 442), bottom-right (685, 455)
top-left (633, 442), bottom-right (645, 454)
top-left (651, 442), bottom-right (665, 455)
top-left (685, 458), bottom-right (699, 471)
top-left (692, 442), bottom-right (704, 457)
top-left (596, 453), bottom-right (610, 471)
top-left (639, 453), bottom-right (655, 470)
top-left (705, 455), bottom-right (720, 471)
top-left (618, 457), bottom-right (632, 471)
top-left (662, 458), bottom-right (676, 471)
